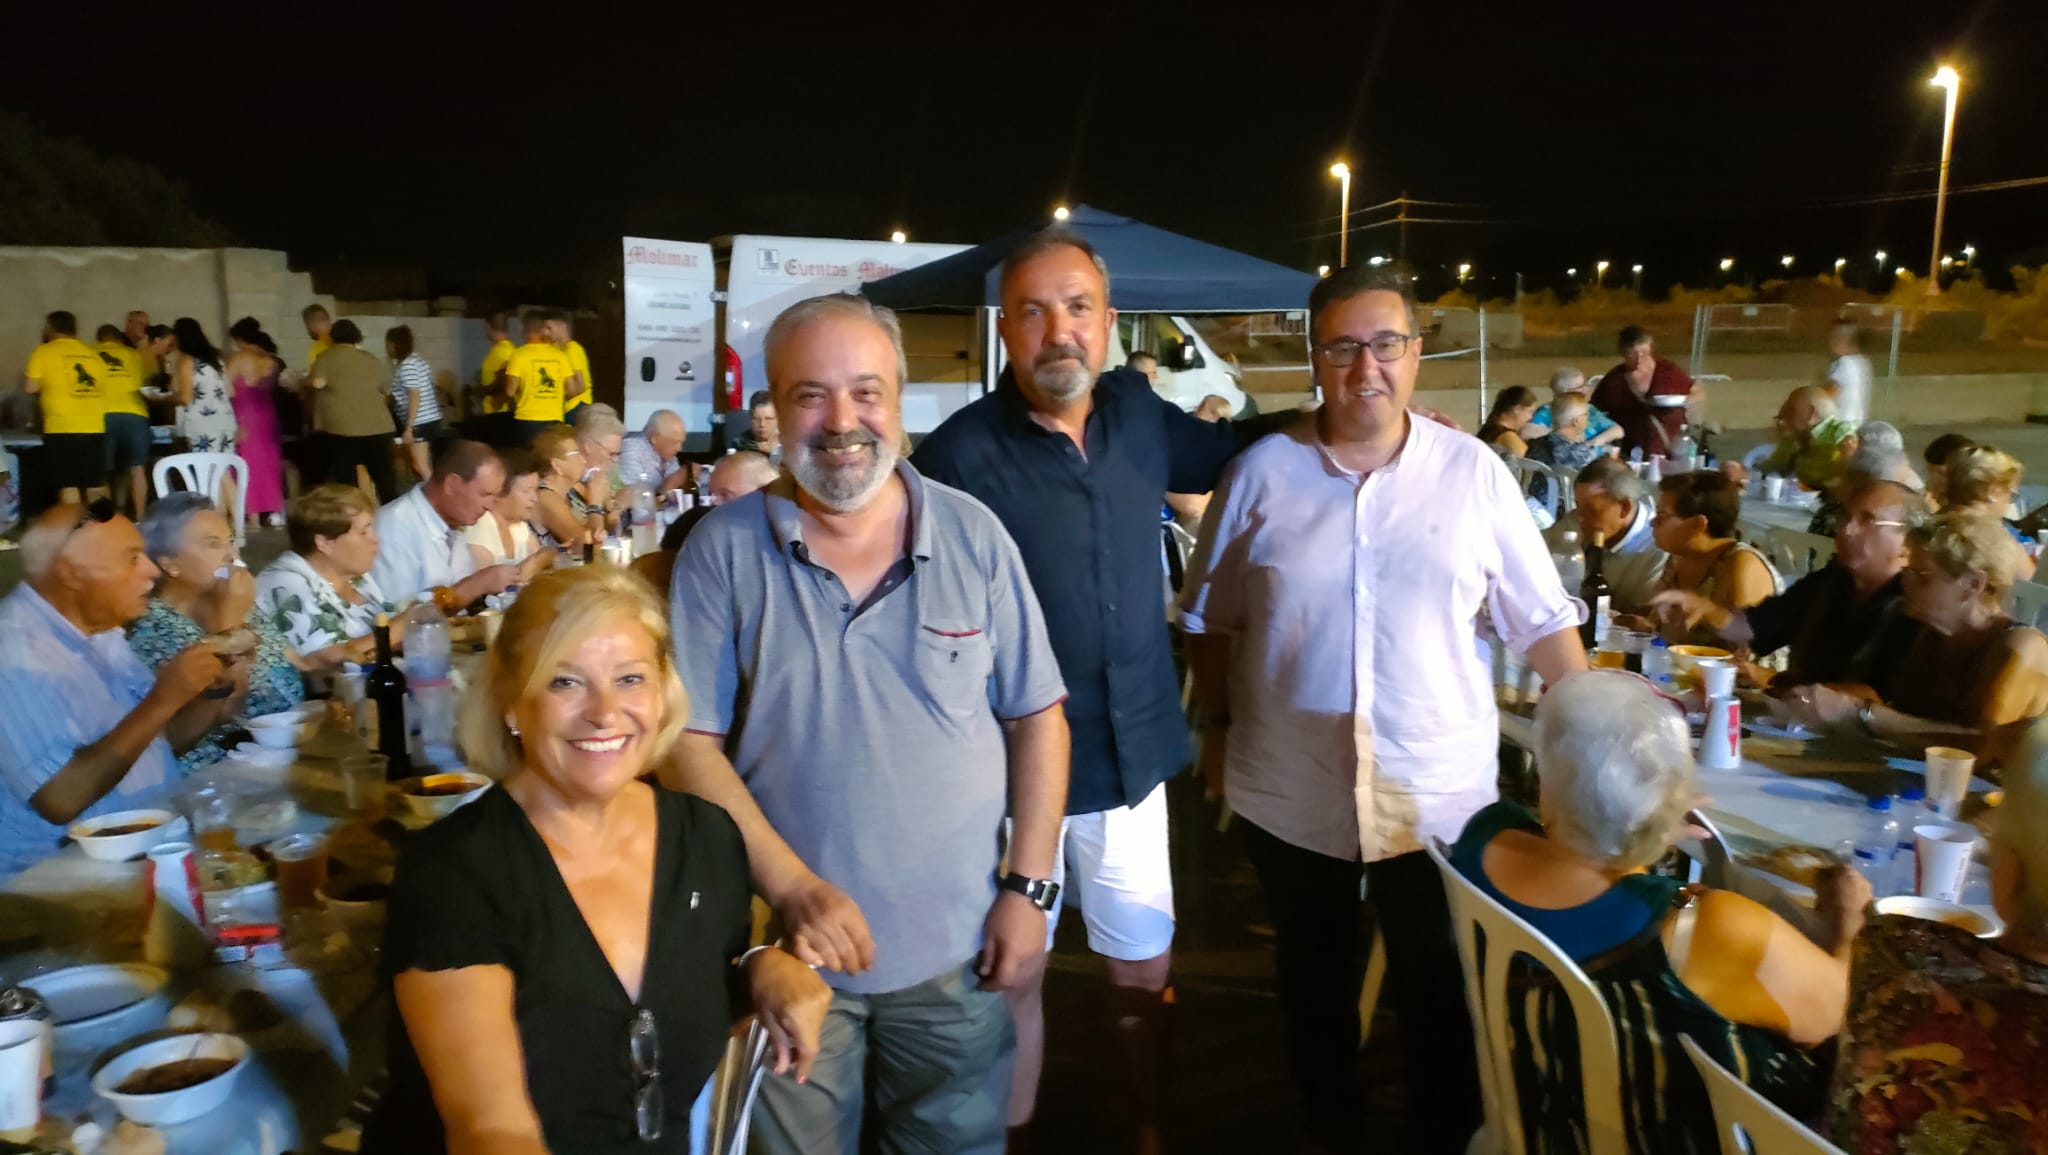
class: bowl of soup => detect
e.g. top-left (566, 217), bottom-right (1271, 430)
top-left (91, 1032), bottom-right (249, 1124)
top-left (1875, 895), bottom-right (2004, 938)
top-left (402, 772), bottom-right (493, 820)
top-left (69, 809), bottom-right (179, 862)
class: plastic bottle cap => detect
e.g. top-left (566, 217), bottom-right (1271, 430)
top-left (1650, 638), bottom-right (1669, 649)
top-left (1898, 787), bottom-right (1925, 802)
top-left (1866, 795), bottom-right (1892, 811)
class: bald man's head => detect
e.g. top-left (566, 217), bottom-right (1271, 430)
top-left (1777, 385), bottom-right (1837, 440)
top-left (23, 503), bottom-right (159, 632)
top-left (643, 409), bottom-right (687, 460)
top-left (710, 451), bottom-right (779, 505)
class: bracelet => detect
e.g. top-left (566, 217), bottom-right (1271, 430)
top-left (735, 942), bottom-right (820, 972)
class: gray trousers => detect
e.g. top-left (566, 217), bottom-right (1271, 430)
top-left (749, 960), bottom-right (1016, 1155)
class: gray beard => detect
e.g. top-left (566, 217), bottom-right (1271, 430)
top-left (1032, 360), bottom-right (1093, 404)
top-left (788, 438), bottom-right (899, 513)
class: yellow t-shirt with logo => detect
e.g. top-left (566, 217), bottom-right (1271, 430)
top-left (24, 337), bottom-right (108, 434)
top-left (563, 340), bottom-right (593, 411)
top-left (505, 342), bottom-right (576, 423)
top-left (478, 339), bottom-right (515, 415)
top-left (93, 341), bottom-right (149, 418)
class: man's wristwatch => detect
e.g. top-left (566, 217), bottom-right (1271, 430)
top-left (998, 872), bottom-right (1060, 911)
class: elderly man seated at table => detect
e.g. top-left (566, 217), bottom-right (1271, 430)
top-left (1824, 715), bottom-right (2048, 1151)
top-left (0, 503), bottom-right (242, 876)
top-left (1520, 366), bottom-right (1623, 449)
top-left (369, 439), bottom-right (522, 607)
top-left (1746, 386), bottom-right (1855, 495)
top-left (257, 485), bottom-right (400, 671)
top-left (1571, 456), bottom-right (1667, 612)
top-left (131, 493), bottom-right (304, 770)
top-left (1451, 671), bottom-right (1869, 1155)
top-left (1780, 510), bottom-right (2048, 757)
top-left (616, 408), bottom-right (692, 492)
top-left (1645, 470), bottom-right (1780, 644)
top-left (1650, 479), bottom-right (1923, 689)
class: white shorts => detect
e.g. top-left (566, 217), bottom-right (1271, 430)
top-left (1041, 783), bottom-right (1176, 961)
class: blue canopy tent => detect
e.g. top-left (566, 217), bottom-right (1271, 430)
top-left (859, 205), bottom-right (1316, 313)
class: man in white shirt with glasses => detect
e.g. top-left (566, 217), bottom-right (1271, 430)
top-left (1181, 264), bottom-right (1587, 1153)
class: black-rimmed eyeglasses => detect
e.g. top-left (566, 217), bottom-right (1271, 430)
top-left (629, 1006), bottom-right (663, 1142)
top-left (1312, 334), bottom-right (1417, 367)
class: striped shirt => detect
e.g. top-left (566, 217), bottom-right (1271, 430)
top-left (391, 354), bottom-right (442, 428)
top-left (0, 585), bottom-right (178, 877)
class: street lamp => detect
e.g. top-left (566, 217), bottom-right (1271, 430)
top-left (1941, 255), bottom-right (1955, 268)
top-left (1317, 265), bottom-right (1331, 278)
top-left (1457, 262), bottom-right (1471, 284)
top-left (1834, 257), bottom-right (1847, 274)
top-left (1631, 264), bottom-right (1644, 295)
top-left (889, 230), bottom-right (907, 244)
top-left (1594, 260), bottom-right (1609, 285)
top-left (1875, 249), bottom-right (1888, 268)
top-left (1329, 162), bottom-right (1353, 268)
top-left (1052, 204), bottom-right (1071, 222)
top-left (1781, 255), bottom-right (1796, 270)
top-left (1928, 65), bottom-right (1961, 291)
top-left (1963, 244), bottom-right (1976, 267)
top-left (1367, 255), bottom-right (1387, 267)
top-left (1719, 257), bottom-right (1735, 273)
top-left (1567, 267), bottom-right (1578, 277)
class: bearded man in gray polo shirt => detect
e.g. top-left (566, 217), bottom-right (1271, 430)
top-left (668, 292), bottom-right (1071, 1155)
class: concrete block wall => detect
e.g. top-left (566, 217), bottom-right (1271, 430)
top-left (342, 314), bottom-right (489, 408)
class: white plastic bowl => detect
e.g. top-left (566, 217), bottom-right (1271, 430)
top-left (1875, 895), bottom-right (2004, 937)
top-left (245, 705), bottom-right (321, 747)
top-left (91, 1032), bottom-right (249, 1125)
top-left (69, 809), bottom-right (179, 862)
top-left (29, 962), bottom-right (172, 1059)
top-left (401, 772), bottom-right (492, 821)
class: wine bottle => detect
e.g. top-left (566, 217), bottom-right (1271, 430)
top-left (1579, 533), bottom-right (1612, 650)
top-left (367, 613), bottom-right (411, 778)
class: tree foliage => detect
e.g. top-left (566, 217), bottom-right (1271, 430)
top-left (0, 111), bottom-right (230, 247)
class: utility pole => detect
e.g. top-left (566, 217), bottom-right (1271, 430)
top-left (1396, 193), bottom-right (1410, 262)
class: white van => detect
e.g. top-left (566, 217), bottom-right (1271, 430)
top-left (1108, 314), bottom-right (1254, 416)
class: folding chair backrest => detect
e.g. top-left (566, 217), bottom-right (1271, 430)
top-left (1680, 1035), bottom-right (1846, 1155)
top-left (1425, 838), bottom-right (1628, 1155)
top-left (152, 452), bottom-right (250, 543)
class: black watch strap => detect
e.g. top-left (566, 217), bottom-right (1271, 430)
top-left (998, 871), bottom-right (1060, 911)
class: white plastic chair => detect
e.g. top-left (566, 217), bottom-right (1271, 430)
top-left (2009, 579), bottom-right (2048, 630)
top-left (1426, 838), bottom-right (1627, 1155)
top-left (1680, 1035), bottom-right (1846, 1155)
top-left (1506, 457), bottom-right (1563, 523)
top-left (695, 1017), bottom-right (771, 1155)
top-left (152, 452), bottom-right (250, 544)
top-left (1764, 527), bottom-right (1834, 577)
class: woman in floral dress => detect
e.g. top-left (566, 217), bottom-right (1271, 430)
top-left (254, 485), bottom-right (401, 681)
top-left (128, 493), bottom-right (303, 771)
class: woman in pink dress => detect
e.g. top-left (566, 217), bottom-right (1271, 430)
top-left (226, 317), bottom-right (287, 527)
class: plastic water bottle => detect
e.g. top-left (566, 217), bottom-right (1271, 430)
top-left (1852, 795), bottom-right (1901, 894)
top-left (1891, 787), bottom-right (1933, 894)
top-left (404, 600), bottom-right (451, 684)
top-left (1643, 638), bottom-right (1673, 686)
top-left (631, 488), bottom-right (659, 557)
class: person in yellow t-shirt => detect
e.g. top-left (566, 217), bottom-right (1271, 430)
top-left (477, 311), bottom-right (515, 418)
top-left (503, 310), bottom-right (582, 442)
top-left (22, 311), bottom-right (109, 504)
top-left (92, 324), bottom-right (152, 519)
top-left (301, 304), bottom-right (333, 374)
top-left (546, 311), bottom-right (594, 413)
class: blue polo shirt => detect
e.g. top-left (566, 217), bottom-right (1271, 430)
top-left (669, 462), bottom-right (1067, 994)
top-left (914, 367), bottom-right (1254, 815)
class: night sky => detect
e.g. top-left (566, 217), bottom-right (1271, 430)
top-left (9, 0), bottom-right (2046, 298)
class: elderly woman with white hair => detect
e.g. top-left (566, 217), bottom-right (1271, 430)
top-left (130, 492), bottom-right (304, 769)
top-left (1521, 366), bottom-right (1624, 447)
top-left (1451, 671), bottom-right (1868, 1154)
top-left (570, 403), bottom-right (629, 536)
top-left (1822, 717), bottom-right (2048, 1149)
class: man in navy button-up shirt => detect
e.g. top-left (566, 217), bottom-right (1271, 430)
top-left (914, 230), bottom-right (1279, 1151)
